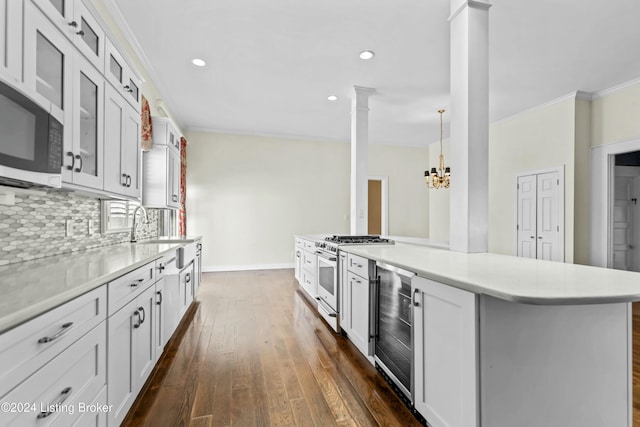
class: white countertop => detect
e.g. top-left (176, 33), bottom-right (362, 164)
top-left (342, 243), bottom-right (640, 305)
top-left (0, 242), bottom-right (183, 333)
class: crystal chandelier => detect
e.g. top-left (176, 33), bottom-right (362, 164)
top-left (425, 109), bottom-right (451, 189)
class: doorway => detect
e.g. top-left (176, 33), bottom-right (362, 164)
top-left (611, 151), bottom-right (640, 271)
top-left (368, 176), bottom-right (388, 235)
top-left (515, 168), bottom-right (564, 262)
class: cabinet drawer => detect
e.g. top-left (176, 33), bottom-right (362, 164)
top-left (0, 322), bottom-right (106, 426)
top-left (108, 262), bottom-right (155, 316)
top-left (295, 238), bottom-right (304, 249)
top-left (0, 286), bottom-right (106, 397)
top-left (347, 254), bottom-right (369, 278)
top-left (302, 250), bottom-right (316, 274)
top-left (303, 240), bottom-right (315, 251)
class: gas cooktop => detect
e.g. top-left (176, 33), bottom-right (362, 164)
top-left (324, 235), bottom-right (394, 245)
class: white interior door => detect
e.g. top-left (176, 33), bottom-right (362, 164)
top-left (517, 170), bottom-right (562, 262)
top-left (536, 172), bottom-right (560, 261)
top-left (517, 175), bottom-right (537, 259)
top-left (612, 176), bottom-right (632, 270)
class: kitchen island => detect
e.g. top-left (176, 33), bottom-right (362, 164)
top-left (338, 242), bottom-right (636, 427)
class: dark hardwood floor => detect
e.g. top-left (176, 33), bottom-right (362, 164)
top-left (122, 269), bottom-right (422, 427)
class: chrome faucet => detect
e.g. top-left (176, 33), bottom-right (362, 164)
top-left (130, 205), bottom-right (149, 242)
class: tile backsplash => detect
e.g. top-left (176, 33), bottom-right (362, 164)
top-left (0, 188), bottom-right (160, 266)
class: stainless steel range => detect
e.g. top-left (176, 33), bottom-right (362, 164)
top-left (314, 235), bottom-right (394, 333)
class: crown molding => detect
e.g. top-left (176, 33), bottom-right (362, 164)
top-left (449, 0), bottom-right (492, 21)
top-left (592, 76), bottom-right (640, 100)
top-left (97, 0), bottom-right (176, 122)
top-left (186, 126), bottom-right (349, 144)
top-left (493, 91), bottom-right (587, 127)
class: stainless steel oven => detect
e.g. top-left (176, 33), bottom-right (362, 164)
top-left (315, 248), bottom-right (339, 332)
top-left (0, 78), bottom-right (63, 187)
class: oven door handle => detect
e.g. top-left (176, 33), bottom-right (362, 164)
top-left (315, 251), bottom-right (337, 262)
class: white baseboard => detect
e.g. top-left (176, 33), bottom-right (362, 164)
top-left (203, 263), bottom-right (295, 272)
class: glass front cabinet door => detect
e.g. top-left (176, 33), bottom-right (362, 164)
top-left (23, 1), bottom-right (74, 164)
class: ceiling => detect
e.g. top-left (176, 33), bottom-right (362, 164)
top-left (109, 0), bottom-right (640, 147)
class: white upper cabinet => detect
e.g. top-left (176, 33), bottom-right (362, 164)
top-left (143, 146), bottom-right (180, 209)
top-left (0, 0), bottom-right (23, 83)
top-left (31, 0), bottom-right (105, 72)
top-left (104, 38), bottom-right (141, 109)
top-left (23, 1), bottom-right (74, 157)
top-left (104, 83), bottom-right (141, 199)
top-left (151, 117), bottom-right (181, 153)
top-left (68, 54), bottom-right (104, 188)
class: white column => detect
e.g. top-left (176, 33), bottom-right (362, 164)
top-left (449, 0), bottom-right (491, 253)
top-left (351, 86), bottom-right (375, 235)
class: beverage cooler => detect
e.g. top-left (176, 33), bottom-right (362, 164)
top-left (372, 262), bottom-right (415, 401)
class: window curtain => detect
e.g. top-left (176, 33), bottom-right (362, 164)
top-left (140, 95), bottom-right (153, 151)
top-left (179, 137), bottom-right (188, 236)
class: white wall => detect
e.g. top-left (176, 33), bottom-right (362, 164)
top-left (369, 144), bottom-right (430, 239)
top-left (489, 99), bottom-right (577, 261)
top-left (186, 131), bottom-right (429, 270)
top-left (592, 82), bottom-right (640, 147)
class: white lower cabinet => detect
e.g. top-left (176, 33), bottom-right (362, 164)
top-left (107, 284), bottom-right (156, 427)
top-left (412, 276), bottom-right (478, 427)
top-left (0, 322), bottom-right (106, 427)
top-left (344, 270), bottom-right (371, 357)
top-left (180, 262), bottom-right (195, 317)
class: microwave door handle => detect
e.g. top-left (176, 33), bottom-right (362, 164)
top-left (66, 152), bottom-right (75, 170)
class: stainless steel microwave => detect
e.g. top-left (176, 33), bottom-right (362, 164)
top-left (0, 79), bottom-right (62, 187)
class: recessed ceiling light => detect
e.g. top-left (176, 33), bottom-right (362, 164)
top-left (192, 58), bottom-right (206, 67)
top-left (359, 50), bottom-right (375, 60)
top-left (327, 95), bottom-right (338, 101)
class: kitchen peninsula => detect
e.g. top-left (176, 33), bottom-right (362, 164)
top-left (302, 237), bottom-right (636, 427)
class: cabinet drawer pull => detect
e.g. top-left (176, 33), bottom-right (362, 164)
top-left (38, 322), bottom-right (74, 344)
top-left (185, 273), bottom-right (191, 283)
top-left (413, 289), bottom-right (420, 307)
top-left (172, 195), bottom-right (179, 202)
top-left (138, 307), bottom-right (146, 325)
top-left (76, 30), bottom-right (85, 36)
top-left (157, 263), bottom-right (165, 272)
top-left (126, 175), bottom-right (132, 187)
top-left (66, 152), bottom-right (75, 170)
top-left (37, 387), bottom-right (72, 419)
top-left (122, 173), bottom-right (128, 186)
top-left (130, 278), bottom-right (144, 287)
top-left (156, 291), bottom-right (163, 305)
top-left (68, 21), bottom-right (78, 28)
